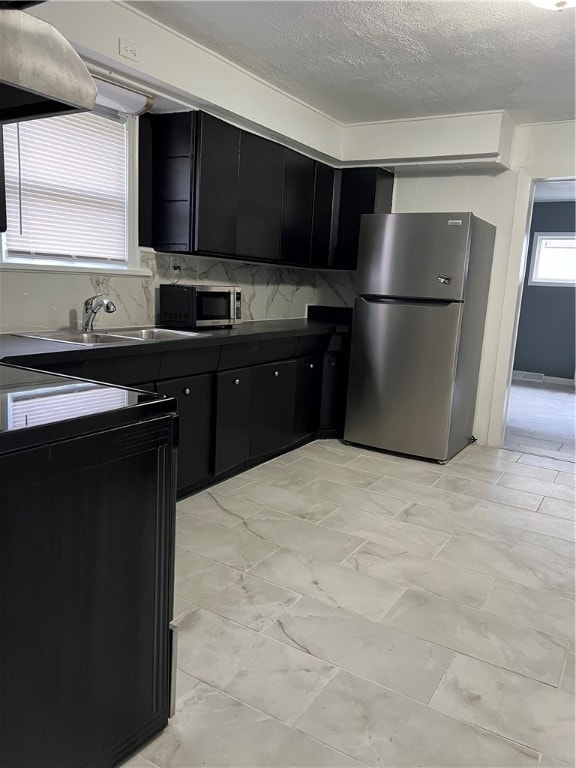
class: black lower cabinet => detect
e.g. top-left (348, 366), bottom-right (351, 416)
top-left (319, 350), bottom-right (349, 436)
top-left (0, 417), bottom-right (175, 768)
top-left (157, 374), bottom-right (214, 496)
top-left (250, 360), bottom-right (297, 458)
top-left (134, 382), bottom-right (156, 393)
top-left (215, 367), bottom-right (252, 475)
top-left (293, 355), bottom-right (323, 441)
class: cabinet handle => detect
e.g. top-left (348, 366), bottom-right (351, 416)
top-left (274, 371), bottom-right (279, 377)
top-left (309, 363), bottom-right (314, 369)
top-left (183, 387), bottom-right (191, 395)
top-left (234, 378), bottom-right (240, 385)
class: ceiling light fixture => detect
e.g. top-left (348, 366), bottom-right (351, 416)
top-left (530, 0), bottom-right (576, 9)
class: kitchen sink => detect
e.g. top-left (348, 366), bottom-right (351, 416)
top-left (17, 331), bottom-right (147, 346)
top-left (112, 328), bottom-right (204, 341)
top-left (16, 327), bottom-right (206, 346)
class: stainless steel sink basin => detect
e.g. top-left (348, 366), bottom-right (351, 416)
top-left (16, 327), bottom-right (206, 346)
top-left (113, 328), bottom-right (204, 341)
top-left (17, 331), bottom-right (147, 346)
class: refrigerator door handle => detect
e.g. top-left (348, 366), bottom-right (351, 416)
top-left (359, 295), bottom-right (459, 307)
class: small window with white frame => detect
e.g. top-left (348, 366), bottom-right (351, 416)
top-left (1, 109), bottom-right (137, 271)
top-left (528, 232), bottom-right (576, 287)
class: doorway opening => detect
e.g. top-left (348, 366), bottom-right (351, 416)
top-left (504, 179), bottom-right (575, 463)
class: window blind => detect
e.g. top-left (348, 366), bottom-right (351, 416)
top-left (8, 384), bottom-right (130, 429)
top-left (3, 111), bottom-right (128, 263)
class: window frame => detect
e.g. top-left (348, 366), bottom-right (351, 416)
top-left (528, 231), bottom-right (576, 288)
top-left (0, 110), bottom-right (146, 276)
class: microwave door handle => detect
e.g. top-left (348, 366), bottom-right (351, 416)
top-left (230, 291), bottom-right (235, 324)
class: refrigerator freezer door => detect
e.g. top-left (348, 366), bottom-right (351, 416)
top-left (356, 213), bottom-right (472, 301)
top-left (344, 297), bottom-right (463, 461)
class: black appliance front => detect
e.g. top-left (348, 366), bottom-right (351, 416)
top-left (159, 284), bottom-right (241, 328)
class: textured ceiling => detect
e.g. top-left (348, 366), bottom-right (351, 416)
top-left (130, 0), bottom-right (575, 124)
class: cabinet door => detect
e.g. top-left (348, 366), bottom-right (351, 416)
top-left (157, 374), bottom-right (213, 494)
top-left (151, 113), bottom-right (195, 252)
top-left (310, 164), bottom-right (340, 268)
top-left (280, 148), bottom-right (315, 265)
top-left (293, 355), bottom-right (323, 441)
top-left (194, 113), bottom-right (241, 256)
top-left (319, 351), bottom-right (348, 435)
top-left (237, 131), bottom-right (284, 262)
top-left (0, 417), bottom-right (175, 767)
top-left (334, 168), bottom-right (394, 270)
top-left (250, 360), bottom-right (297, 458)
top-left (215, 367), bottom-right (252, 475)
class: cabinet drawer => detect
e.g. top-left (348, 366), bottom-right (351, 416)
top-left (256, 337), bottom-right (298, 364)
top-left (217, 341), bottom-right (259, 371)
top-left (83, 354), bottom-right (162, 387)
top-left (158, 346), bottom-right (220, 380)
top-left (295, 333), bottom-right (330, 358)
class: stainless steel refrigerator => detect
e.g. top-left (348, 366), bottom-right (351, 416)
top-left (344, 212), bottom-right (495, 462)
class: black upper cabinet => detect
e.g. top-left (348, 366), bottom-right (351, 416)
top-left (142, 111), bottom-right (394, 268)
top-left (280, 149), bottom-right (315, 265)
top-left (310, 164), bottom-right (340, 268)
top-left (0, 129), bottom-right (7, 234)
top-left (194, 113), bottom-right (240, 257)
top-left (333, 167), bottom-right (394, 270)
top-left (151, 113), bottom-right (195, 253)
top-left (236, 131), bottom-right (284, 262)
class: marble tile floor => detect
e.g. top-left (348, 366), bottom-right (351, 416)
top-left (505, 381), bottom-right (575, 462)
top-left (124, 439), bottom-right (575, 768)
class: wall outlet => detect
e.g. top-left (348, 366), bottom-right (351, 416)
top-left (119, 38), bottom-right (137, 61)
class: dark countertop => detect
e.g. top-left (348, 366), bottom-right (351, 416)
top-left (0, 363), bottom-right (177, 456)
top-left (0, 319), bottom-right (342, 368)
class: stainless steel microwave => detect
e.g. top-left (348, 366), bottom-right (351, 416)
top-left (159, 284), bottom-right (242, 328)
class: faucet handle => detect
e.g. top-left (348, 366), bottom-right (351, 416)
top-left (84, 293), bottom-right (102, 308)
top-left (104, 300), bottom-right (116, 314)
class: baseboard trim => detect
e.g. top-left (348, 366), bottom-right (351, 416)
top-left (544, 375), bottom-right (575, 386)
top-left (512, 370), bottom-right (574, 387)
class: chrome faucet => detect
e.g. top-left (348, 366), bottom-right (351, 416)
top-left (82, 294), bottom-right (117, 332)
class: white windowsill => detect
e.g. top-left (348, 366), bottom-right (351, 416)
top-left (0, 262), bottom-right (152, 277)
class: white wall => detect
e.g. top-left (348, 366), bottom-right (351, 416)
top-left (0, 254), bottom-right (355, 334)
top-left (392, 121), bottom-right (576, 445)
top-left (32, 0), bottom-right (343, 161)
top-left (342, 112), bottom-right (514, 166)
top-left (32, 1), bottom-right (514, 170)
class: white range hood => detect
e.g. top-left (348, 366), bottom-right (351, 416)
top-left (0, 2), bottom-right (96, 124)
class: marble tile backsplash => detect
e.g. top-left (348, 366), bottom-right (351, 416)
top-left (0, 252), bottom-right (356, 333)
